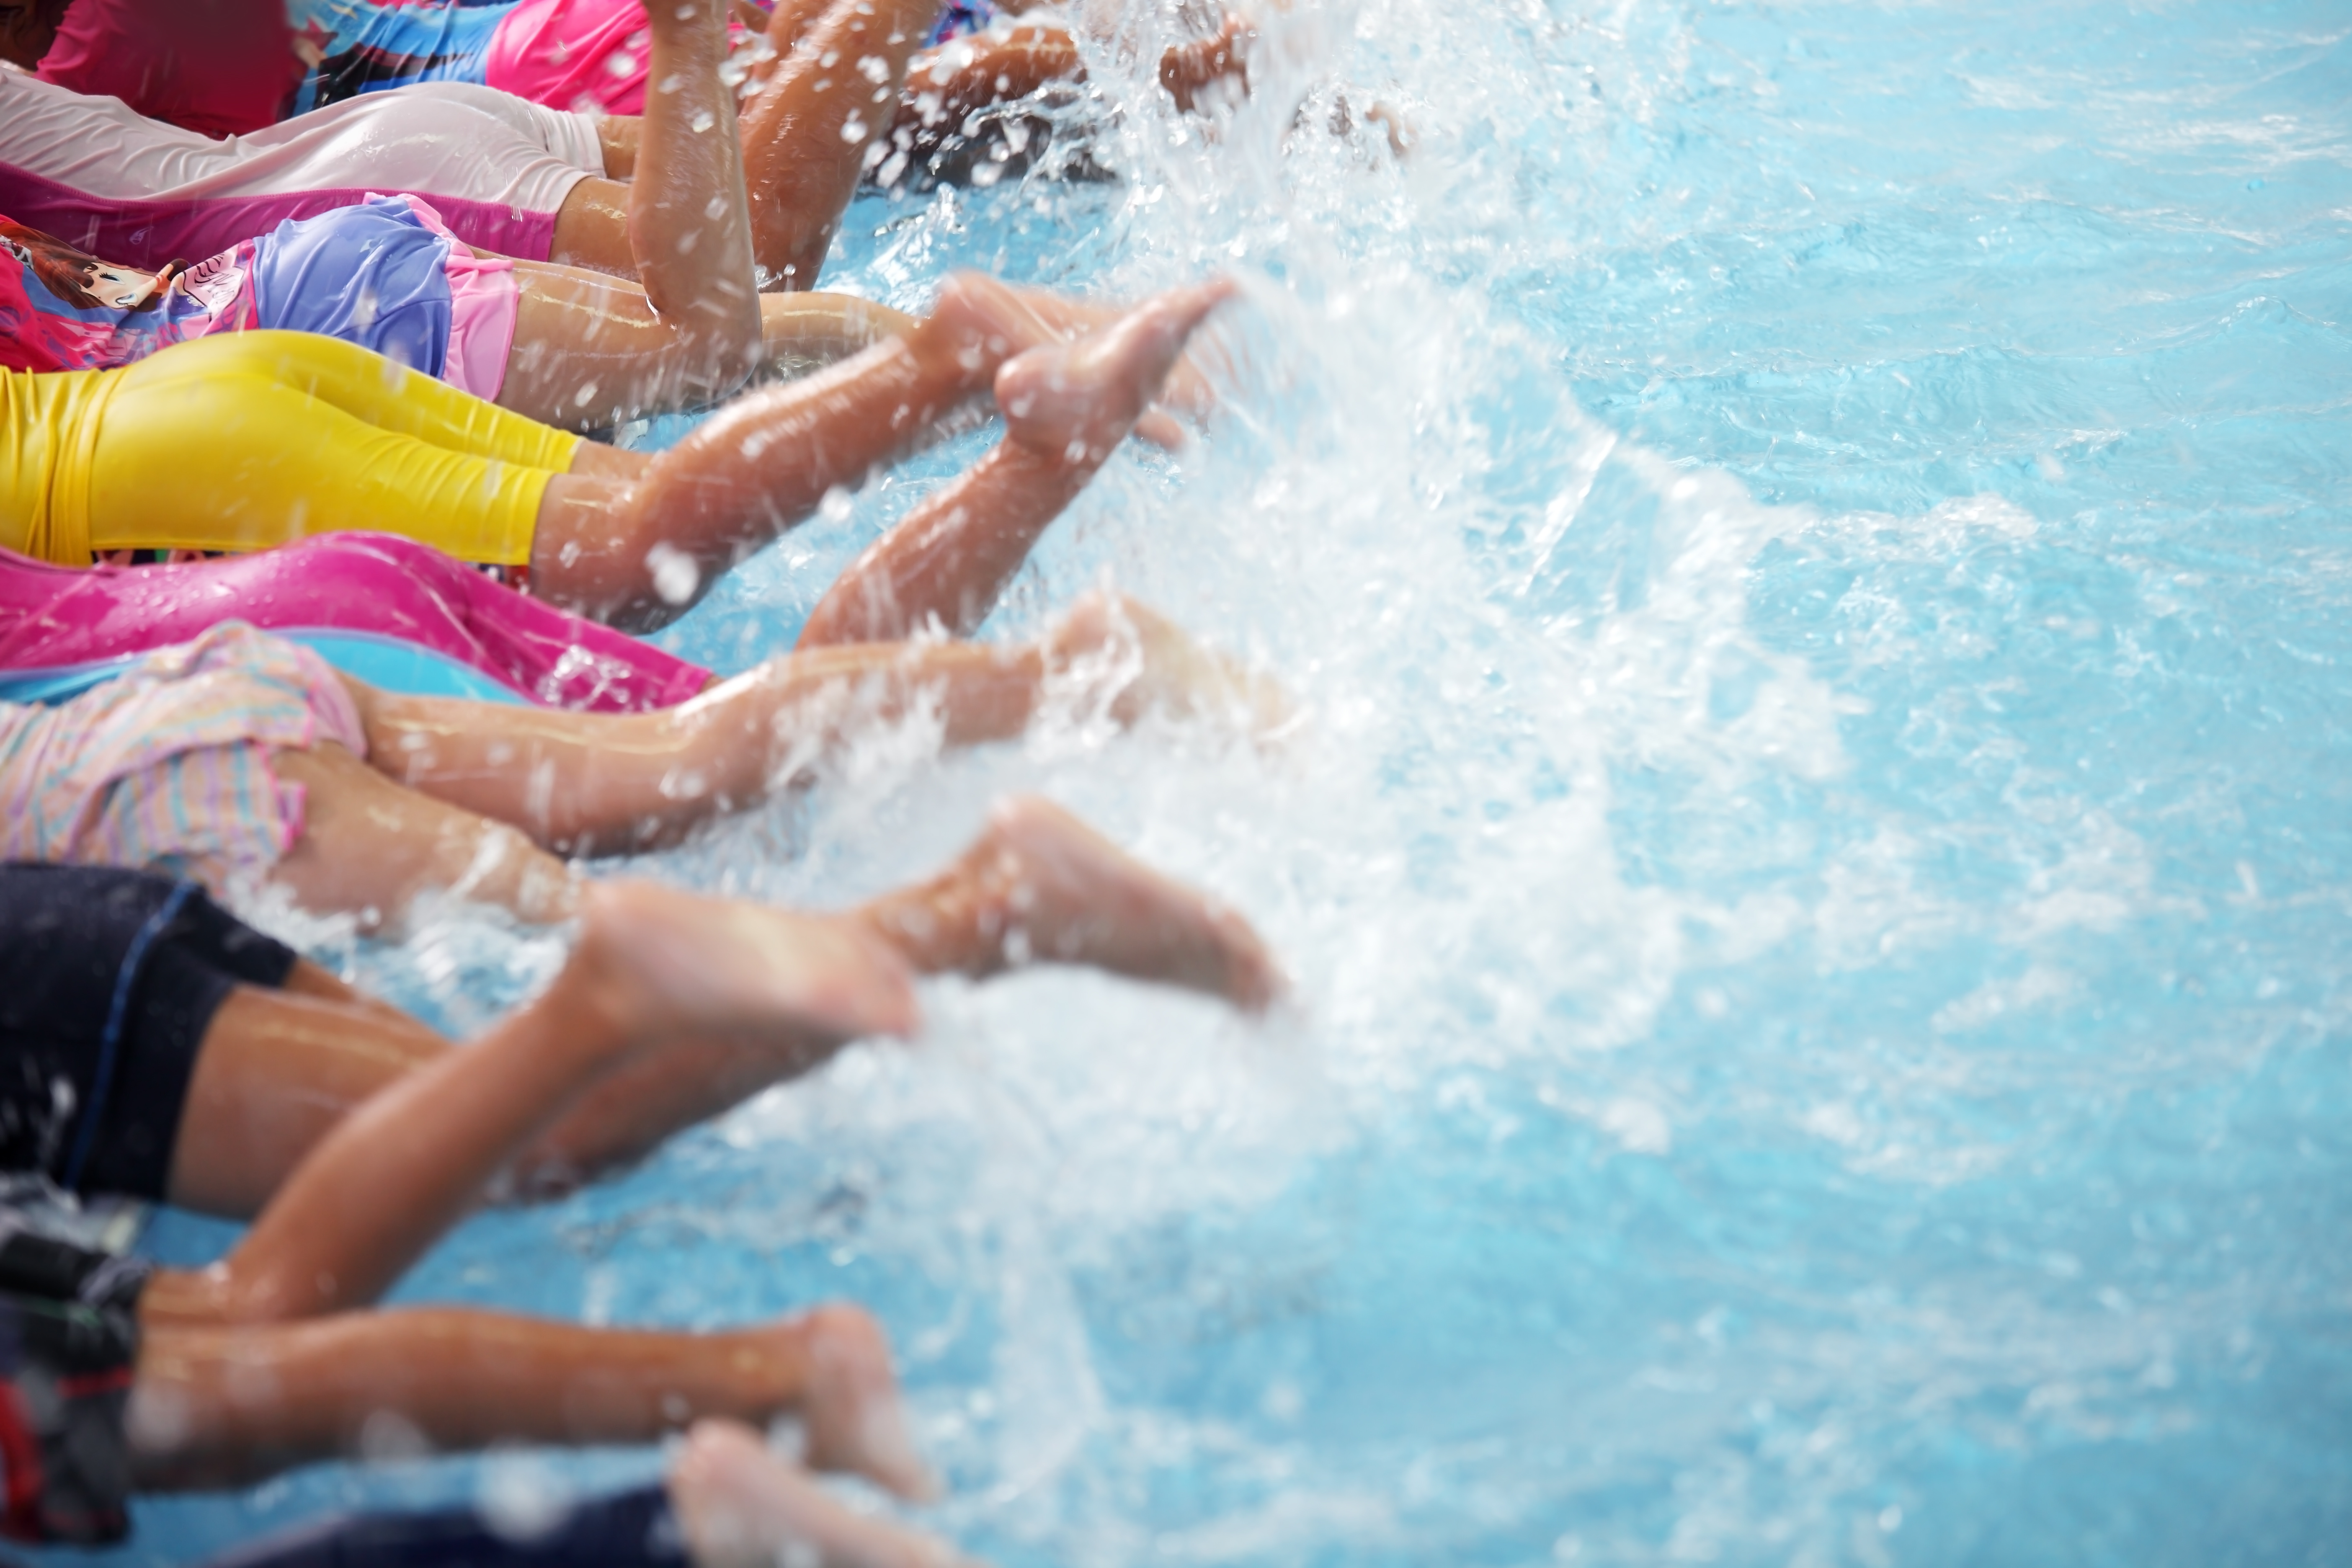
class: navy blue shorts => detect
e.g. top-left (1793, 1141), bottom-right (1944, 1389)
top-left (196, 1486), bottom-right (686, 1568)
top-left (0, 864), bottom-right (297, 1200)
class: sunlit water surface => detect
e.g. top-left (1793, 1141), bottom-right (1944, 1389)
top-left (62, 0), bottom-right (2352, 1562)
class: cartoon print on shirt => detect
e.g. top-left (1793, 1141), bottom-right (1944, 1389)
top-left (0, 219), bottom-right (256, 372)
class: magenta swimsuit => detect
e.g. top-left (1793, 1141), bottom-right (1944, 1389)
top-left (0, 536), bottom-right (713, 713)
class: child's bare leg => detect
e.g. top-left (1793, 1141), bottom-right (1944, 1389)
top-left (755, 290), bottom-right (918, 365)
top-left (508, 2), bottom-right (771, 414)
top-left (172, 965), bottom-right (833, 1218)
top-left (543, 0), bottom-right (764, 317)
top-left (750, 0), bottom-right (832, 61)
top-left (350, 589), bottom-right (1271, 856)
top-left (500, 272), bottom-right (912, 429)
top-left (521, 815), bottom-right (1284, 1179)
top-left (537, 0), bottom-right (761, 304)
top-left (204, 776), bottom-right (1272, 1232)
top-left (171, 905), bottom-right (943, 1220)
top-left (796, 278), bottom-right (1235, 647)
top-left (358, 643), bottom-right (1047, 855)
top-left (534, 793), bottom-right (1281, 1181)
top-left (132, 1301), bottom-right (929, 1498)
top-left (738, 0), bottom-right (947, 286)
top-left (525, 273), bottom-right (1076, 625)
top-left (629, 0), bottom-right (761, 384)
top-left (547, 175), bottom-right (639, 277)
top-left (502, 267), bottom-right (727, 427)
top-left (145, 879), bottom-right (913, 1328)
top-left (672, 1420), bottom-right (968, 1568)
top-left (170, 977), bottom-right (885, 1217)
top-left (268, 743), bottom-right (580, 929)
top-left (165, 977), bottom-right (449, 1220)
top-left (883, 10), bottom-right (1250, 172)
top-left (885, 26), bottom-right (1082, 173)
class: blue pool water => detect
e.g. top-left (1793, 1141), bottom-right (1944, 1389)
top-left (75, 0), bottom-right (2352, 1562)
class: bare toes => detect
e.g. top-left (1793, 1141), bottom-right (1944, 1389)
top-left (800, 1305), bottom-right (937, 1502)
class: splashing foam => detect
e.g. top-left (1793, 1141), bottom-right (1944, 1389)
top-left (614, 0), bottom-right (1893, 1541)
top-left (312, 0), bottom-right (2232, 1560)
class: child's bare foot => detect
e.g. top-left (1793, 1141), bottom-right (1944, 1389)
top-left (954, 796), bottom-right (1282, 1011)
top-left (998, 281), bottom-right (1228, 424)
top-left (1160, 10), bottom-right (1253, 112)
top-left (672, 1419), bottom-right (969, 1568)
top-left (1043, 591), bottom-right (1293, 738)
top-left (923, 273), bottom-right (1070, 390)
top-left (580, 880), bottom-right (922, 1047)
top-left (792, 1304), bottom-right (938, 1502)
top-left (1365, 100), bottom-right (1415, 158)
top-left (923, 275), bottom-right (1230, 448)
top-left (993, 279), bottom-right (1238, 464)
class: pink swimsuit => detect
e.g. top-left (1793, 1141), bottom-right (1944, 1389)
top-left (0, 536), bottom-right (713, 714)
top-left (484, 0), bottom-right (753, 118)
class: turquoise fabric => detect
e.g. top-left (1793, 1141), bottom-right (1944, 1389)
top-left (0, 629), bottom-right (529, 708)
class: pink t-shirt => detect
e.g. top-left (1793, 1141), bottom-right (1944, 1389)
top-left (485, 0), bottom-right (749, 117)
top-left (35, 0), bottom-right (299, 138)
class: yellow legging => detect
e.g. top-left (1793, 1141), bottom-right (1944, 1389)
top-left (3, 332), bottom-right (583, 567)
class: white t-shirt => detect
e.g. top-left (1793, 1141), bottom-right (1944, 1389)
top-left (0, 67), bottom-right (601, 213)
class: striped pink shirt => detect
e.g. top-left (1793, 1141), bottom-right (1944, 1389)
top-left (0, 624), bottom-right (366, 887)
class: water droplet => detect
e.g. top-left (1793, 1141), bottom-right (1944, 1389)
top-left (647, 542), bottom-right (701, 605)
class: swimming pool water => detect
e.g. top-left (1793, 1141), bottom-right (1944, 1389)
top-left (88, 0), bottom-right (2352, 1562)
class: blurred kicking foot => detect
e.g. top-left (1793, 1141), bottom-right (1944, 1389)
top-left (789, 1304), bottom-right (938, 1503)
top-left (922, 275), bottom-right (1203, 450)
top-left (951, 796), bottom-right (1283, 1010)
top-left (1044, 591), bottom-right (1293, 738)
top-left (996, 281), bottom-right (1230, 426)
top-left (994, 278), bottom-right (1237, 460)
top-left (673, 1419), bottom-right (969, 1568)
top-left (924, 272), bottom-right (1064, 386)
top-left (1160, 10), bottom-right (1253, 112)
